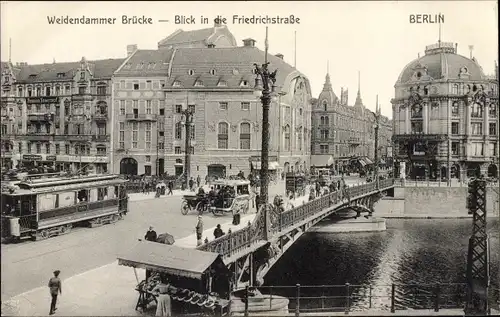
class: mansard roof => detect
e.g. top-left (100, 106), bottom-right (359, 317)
top-left (114, 49), bottom-right (174, 77)
top-left (165, 46), bottom-right (298, 89)
top-left (15, 58), bottom-right (124, 84)
top-left (157, 26), bottom-right (237, 48)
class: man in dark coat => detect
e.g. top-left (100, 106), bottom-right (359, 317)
top-left (48, 270), bottom-right (62, 315)
top-left (145, 226), bottom-right (157, 242)
top-left (213, 224), bottom-right (224, 239)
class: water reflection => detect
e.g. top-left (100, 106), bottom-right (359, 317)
top-left (265, 219), bottom-right (499, 311)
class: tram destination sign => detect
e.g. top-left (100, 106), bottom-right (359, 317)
top-left (22, 154), bottom-right (42, 161)
top-left (26, 97), bottom-right (60, 104)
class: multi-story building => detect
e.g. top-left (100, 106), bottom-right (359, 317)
top-left (112, 26), bottom-right (313, 178)
top-left (0, 57), bottom-right (124, 173)
top-left (1, 61), bottom-right (21, 170)
top-left (392, 41), bottom-right (498, 180)
top-left (311, 70), bottom-right (392, 173)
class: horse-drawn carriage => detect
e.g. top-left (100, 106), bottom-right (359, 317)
top-left (180, 194), bottom-right (210, 215)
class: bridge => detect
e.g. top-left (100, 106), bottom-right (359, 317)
top-left (197, 178), bottom-right (396, 288)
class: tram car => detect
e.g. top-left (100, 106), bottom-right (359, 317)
top-left (1, 174), bottom-right (129, 241)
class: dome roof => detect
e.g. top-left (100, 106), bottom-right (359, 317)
top-left (396, 42), bottom-right (486, 84)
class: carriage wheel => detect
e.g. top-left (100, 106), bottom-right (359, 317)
top-left (195, 202), bottom-right (206, 215)
top-left (181, 201), bottom-right (190, 215)
top-left (60, 224), bottom-right (72, 235)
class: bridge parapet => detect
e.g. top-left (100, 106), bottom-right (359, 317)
top-left (198, 179), bottom-right (396, 259)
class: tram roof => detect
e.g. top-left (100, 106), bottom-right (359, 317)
top-left (211, 179), bottom-right (250, 186)
top-left (2, 174), bottom-right (127, 196)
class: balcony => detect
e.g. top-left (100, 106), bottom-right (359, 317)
top-left (24, 133), bottom-right (55, 141)
top-left (92, 113), bottom-right (108, 121)
top-left (126, 113), bottom-right (157, 121)
top-left (28, 113), bottom-right (53, 122)
top-left (54, 134), bottom-right (92, 142)
top-left (92, 135), bottom-right (110, 142)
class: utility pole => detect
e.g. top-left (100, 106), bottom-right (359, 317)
top-left (254, 26), bottom-right (277, 240)
top-left (373, 96), bottom-right (380, 189)
top-left (182, 109), bottom-right (193, 188)
top-left (465, 178), bottom-right (490, 316)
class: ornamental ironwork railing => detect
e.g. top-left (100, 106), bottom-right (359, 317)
top-left (198, 179), bottom-right (395, 257)
top-left (234, 283), bottom-right (500, 316)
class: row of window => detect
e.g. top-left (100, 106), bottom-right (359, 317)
top-left (24, 123), bottom-right (106, 135)
top-left (450, 142), bottom-right (497, 157)
top-left (409, 121), bottom-right (497, 135)
top-left (16, 84), bottom-right (107, 97)
top-left (16, 143), bottom-right (107, 155)
top-left (318, 144), bottom-right (371, 156)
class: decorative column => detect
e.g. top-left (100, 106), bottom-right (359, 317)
top-left (422, 100), bottom-right (429, 134)
top-left (405, 104), bottom-right (410, 134)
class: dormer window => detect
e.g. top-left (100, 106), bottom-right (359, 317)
top-left (210, 69), bottom-right (216, 75)
top-left (217, 80), bottom-right (227, 87)
top-left (136, 62), bottom-right (144, 70)
top-left (173, 80), bottom-right (182, 87)
top-left (147, 62), bottom-right (156, 69)
top-left (29, 74), bottom-right (37, 79)
top-left (194, 80), bottom-right (204, 87)
top-left (240, 80), bottom-right (249, 87)
top-left (188, 69), bottom-right (195, 76)
top-left (57, 72), bottom-right (65, 78)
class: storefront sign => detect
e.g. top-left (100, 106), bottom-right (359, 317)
top-left (23, 154), bottom-right (42, 161)
top-left (46, 155), bottom-right (57, 161)
top-left (26, 97), bottom-right (60, 104)
top-left (249, 156), bottom-right (278, 162)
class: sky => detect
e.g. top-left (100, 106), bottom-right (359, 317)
top-left (1, 1), bottom-right (498, 118)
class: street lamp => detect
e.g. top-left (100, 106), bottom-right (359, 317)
top-left (253, 27), bottom-right (278, 240)
top-left (180, 108), bottom-right (194, 189)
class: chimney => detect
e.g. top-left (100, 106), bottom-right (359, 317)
top-left (127, 44), bottom-right (138, 57)
top-left (275, 53), bottom-right (284, 60)
top-left (242, 38), bottom-right (256, 47)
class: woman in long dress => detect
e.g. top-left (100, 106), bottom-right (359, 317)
top-left (152, 284), bottom-right (172, 316)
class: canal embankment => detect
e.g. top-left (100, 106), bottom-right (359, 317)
top-left (375, 186), bottom-right (499, 219)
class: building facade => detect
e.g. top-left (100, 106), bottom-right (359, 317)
top-left (392, 42), bottom-right (499, 180)
top-left (0, 57), bottom-right (124, 173)
top-left (311, 71), bottom-right (393, 172)
top-left (111, 26), bottom-right (313, 178)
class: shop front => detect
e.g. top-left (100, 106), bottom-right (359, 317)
top-left (118, 241), bottom-right (231, 316)
top-left (20, 154), bottom-right (57, 172)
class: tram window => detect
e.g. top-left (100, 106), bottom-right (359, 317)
top-left (77, 189), bottom-right (88, 202)
top-left (55, 194), bottom-right (59, 208)
top-left (97, 188), bottom-right (108, 200)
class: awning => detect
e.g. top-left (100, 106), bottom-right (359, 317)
top-left (117, 241), bottom-right (222, 279)
top-left (358, 159), bottom-right (367, 167)
top-left (251, 161), bottom-right (280, 170)
top-left (310, 155), bottom-right (333, 167)
top-left (363, 157), bottom-right (374, 165)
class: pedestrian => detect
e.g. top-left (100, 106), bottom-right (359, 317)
top-left (145, 226), bottom-right (157, 242)
top-left (189, 178), bottom-right (194, 191)
top-left (255, 194), bottom-right (261, 212)
top-left (48, 270), bottom-right (62, 315)
top-left (213, 224), bottom-right (224, 239)
top-left (196, 216), bottom-right (203, 246)
top-left (196, 175), bottom-right (201, 188)
top-left (167, 181), bottom-right (173, 195)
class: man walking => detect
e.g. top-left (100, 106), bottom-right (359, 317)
top-left (196, 175), bottom-right (201, 188)
top-left (196, 216), bottom-right (203, 246)
top-left (48, 270), bottom-right (62, 315)
top-left (167, 181), bottom-right (173, 195)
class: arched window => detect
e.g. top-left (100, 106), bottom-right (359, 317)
top-left (489, 103), bottom-right (497, 117)
top-left (175, 122), bottom-right (182, 139)
top-left (190, 125), bottom-right (195, 140)
top-left (471, 103), bottom-right (483, 118)
top-left (297, 127), bottom-right (303, 151)
top-left (451, 102), bottom-right (459, 116)
top-left (320, 116), bottom-right (325, 125)
top-left (323, 101), bottom-right (327, 111)
top-left (411, 104), bottom-right (423, 118)
top-left (324, 116), bottom-right (329, 126)
top-left (218, 122), bottom-right (229, 149)
top-left (240, 122), bottom-right (251, 149)
top-left (284, 125), bottom-right (291, 151)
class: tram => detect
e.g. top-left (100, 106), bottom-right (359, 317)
top-left (1, 174), bottom-right (129, 241)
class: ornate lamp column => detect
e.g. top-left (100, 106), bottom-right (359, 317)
top-left (181, 109), bottom-right (194, 187)
top-left (253, 27), bottom-right (278, 240)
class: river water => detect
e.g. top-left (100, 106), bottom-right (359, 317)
top-left (265, 219), bottom-right (499, 311)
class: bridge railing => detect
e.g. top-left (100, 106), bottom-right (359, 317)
top-left (236, 282), bottom-right (481, 315)
top-left (198, 179), bottom-right (395, 257)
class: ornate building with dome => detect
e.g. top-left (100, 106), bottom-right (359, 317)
top-left (311, 70), bottom-right (392, 173)
top-left (392, 42), bottom-right (499, 180)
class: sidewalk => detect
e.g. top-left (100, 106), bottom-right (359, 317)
top-left (2, 194), bottom-right (309, 316)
